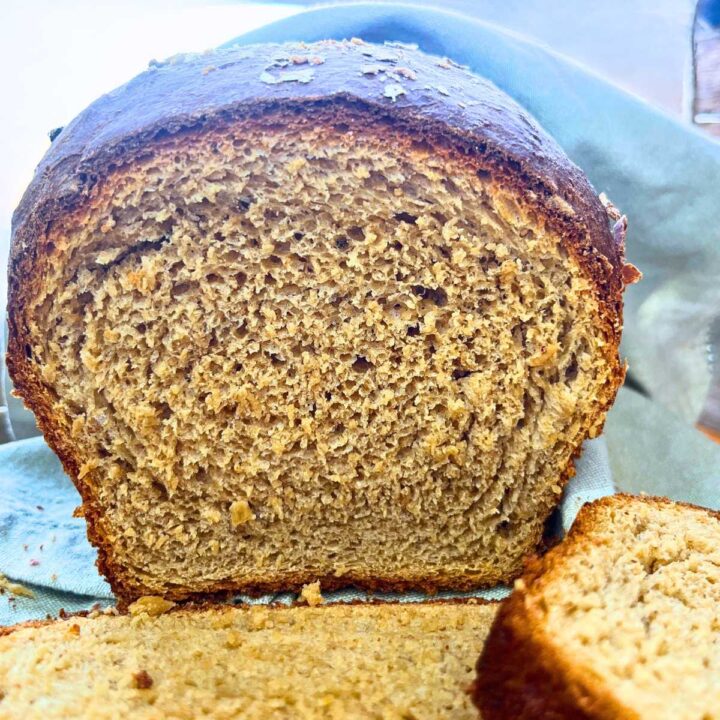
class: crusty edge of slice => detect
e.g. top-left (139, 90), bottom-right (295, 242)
top-left (472, 494), bottom-right (720, 720)
top-left (0, 596), bottom-right (498, 638)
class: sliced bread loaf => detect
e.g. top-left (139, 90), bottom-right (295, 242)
top-left (7, 40), bottom-right (632, 602)
top-left (473, 494), bottom-right (720, 720)
top-left (0, 600), bottom-right (496, 719)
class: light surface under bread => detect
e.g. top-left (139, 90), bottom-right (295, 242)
top-left (0, 601), bottom-right (497, 719)
top-left (474, 495), bottom-right (720, 720)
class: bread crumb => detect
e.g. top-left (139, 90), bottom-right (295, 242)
top-left (0, 573), bottom-right (34, 598)
top-left (299, 581), bottom-right (324, 607)
top-left (622, 262), bottom-right (642, 285)
top-left (225, 630), bottom-right (243, 648)
top-left (132, 670), bottom-right (154, 689)
top-left (128, 596), bottom-right (176, 617)
top-left (230, 500), bottom-right (255, 527)
top-left (68, 623), bottom-right (81, 636)
top-left (286, 157), bottom-right (307, 174)
top-left (528, 343), bottom-right (559, 367)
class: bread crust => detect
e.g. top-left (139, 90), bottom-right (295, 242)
top-left (0, 596), bottom-right (498, 637)
top-left (6, 40), bottom-right (629, 603)
top-left (472, 494), bottom-right (720, 720)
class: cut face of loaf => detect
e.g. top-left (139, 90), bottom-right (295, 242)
top-left (0, 601), bottom-right (497, 719)
top-left (474, 495), bottom-right (720, 720)
top-left (7, 40), bottom-right (628, 601)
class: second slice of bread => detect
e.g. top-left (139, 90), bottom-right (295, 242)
top-left (0, 600), bottom-right (496, 719)
top-left (474, 494), bottom-right (720, 720)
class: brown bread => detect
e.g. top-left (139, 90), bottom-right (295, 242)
top-left (7, 40), bottom-right (630, 602)
top-left (0, 600), bottom-right (496, 719)
top-left (474, 494), bottom-right (720, 720)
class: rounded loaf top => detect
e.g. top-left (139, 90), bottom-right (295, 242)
top-left (10, 39), bottom-right (621, 302)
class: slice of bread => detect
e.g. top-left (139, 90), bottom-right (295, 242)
top-left (473, 494), bottom-right (720, 720)
top-left (7, 40), bottom-right (631, 602)
top-left (0, 600), bottom-right (496, 719)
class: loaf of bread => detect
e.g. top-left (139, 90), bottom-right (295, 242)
top-left (473, 494), bottom-right (720, 719)
top-left (0, 600), bottom-right (496, 719)
top-left (7, 39), bottom-right (631, 602)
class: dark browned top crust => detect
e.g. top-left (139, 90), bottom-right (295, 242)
top-left (9, 39), bottom-right (622, 306)
top-left (472, 494), bottom-right (720, 720)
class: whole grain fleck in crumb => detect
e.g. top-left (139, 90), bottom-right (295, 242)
top-left (299, 581), bottom-right (324, 607)
top-left (132, 670), bottom-right (154, 689)
top-left (225, 630), bottom-right (243, 648)
top-left (230, 500), bottom-right (255, 527)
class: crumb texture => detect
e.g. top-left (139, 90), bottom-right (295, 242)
top-left (480, 496), bottom-right (720, 720)
top-left (0, 602), bottom-right (496, 719)
top-left (22, 109), bottom-right (617, 598)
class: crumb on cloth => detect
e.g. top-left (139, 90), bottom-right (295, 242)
top-left (128, 595), bottom-right (176, 617)
top-left (299, 581), bottom-right (324, 607)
